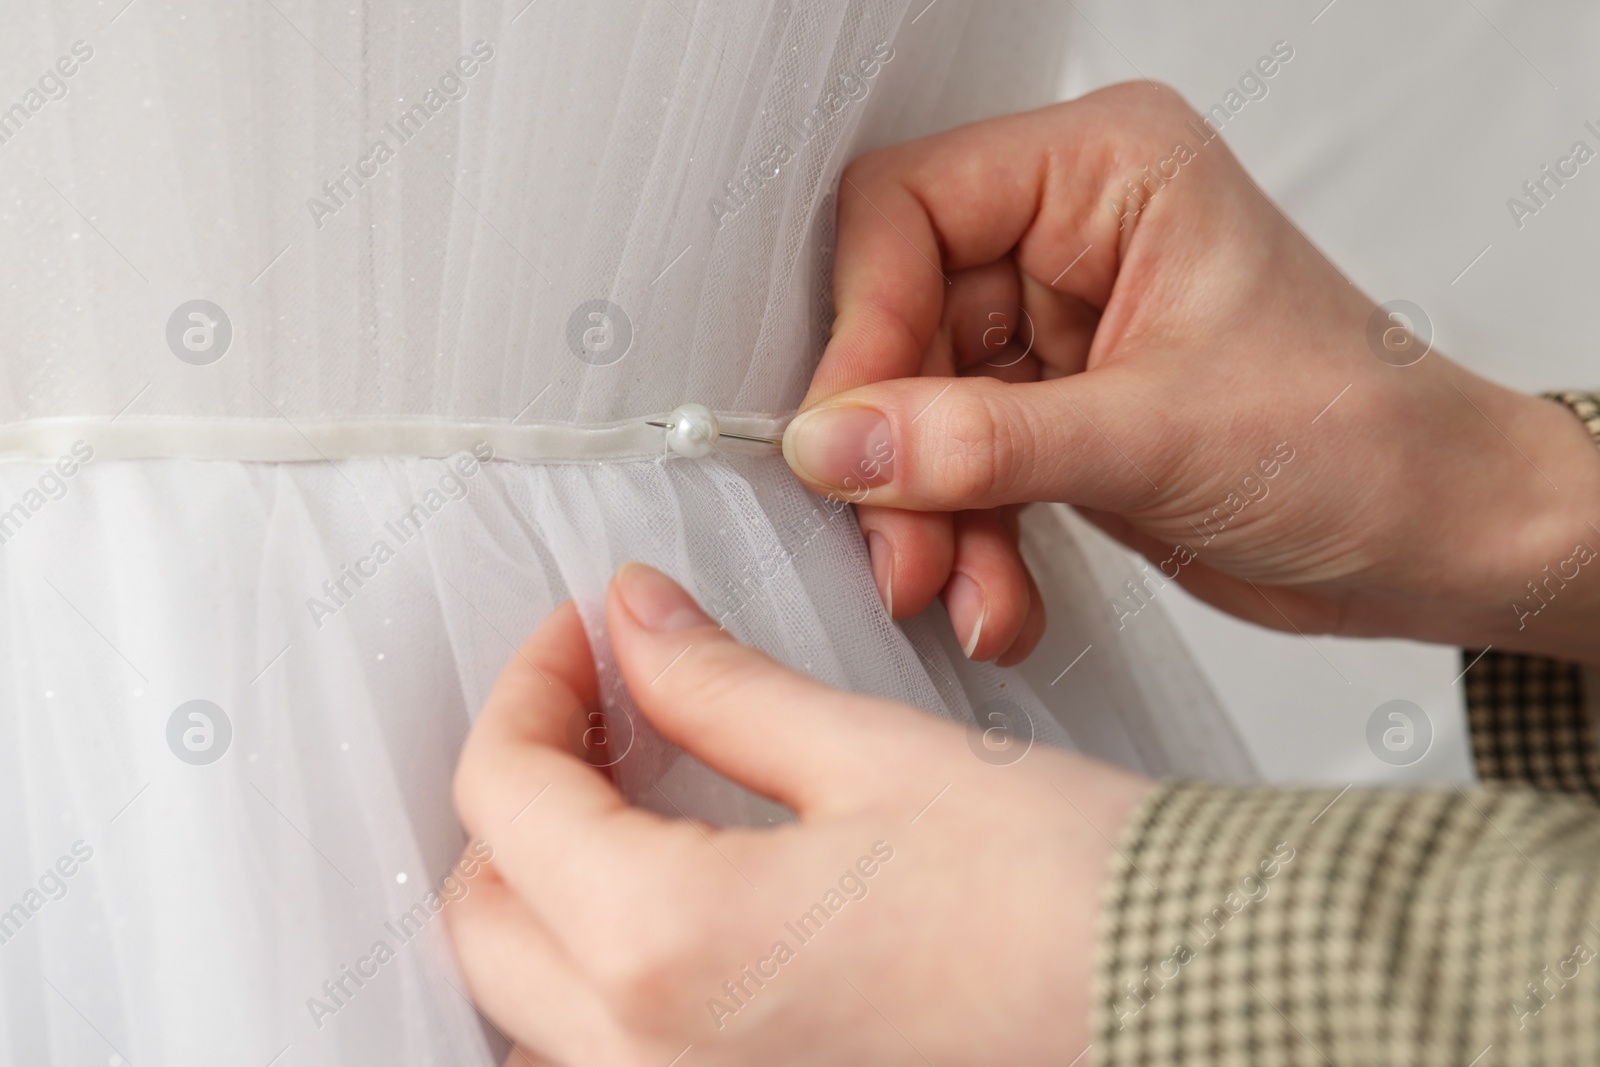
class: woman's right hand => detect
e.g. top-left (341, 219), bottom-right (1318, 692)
top-left (783, 82), bottom-right (1600, 665)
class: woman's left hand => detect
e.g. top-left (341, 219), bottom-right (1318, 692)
top-left (446, 562), bottom-right (1151, 1066)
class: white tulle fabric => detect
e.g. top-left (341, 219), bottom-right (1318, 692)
top-left (0, 1), bottom-right (1254, 1064)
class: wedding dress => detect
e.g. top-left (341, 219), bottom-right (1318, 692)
top-left (0, 1), bottom-right (1253, 1063)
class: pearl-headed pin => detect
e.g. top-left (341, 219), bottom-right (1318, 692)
top-left (647, 404), bottom-right (781, 457)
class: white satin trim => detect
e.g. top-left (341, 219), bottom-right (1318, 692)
top-left (0, 414), bottom-right (792, 464)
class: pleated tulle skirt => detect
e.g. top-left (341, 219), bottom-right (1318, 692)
top-left (1, 450), bottom-right (1146, 1065)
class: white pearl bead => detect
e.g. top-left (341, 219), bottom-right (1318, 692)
top-left (663, 403), bottom-right (719, 458)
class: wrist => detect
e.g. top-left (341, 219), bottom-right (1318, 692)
top-left (1052, 754), bottom-right (1153, 1058)
top-left (1452, 386), bottom-right (1600, 662)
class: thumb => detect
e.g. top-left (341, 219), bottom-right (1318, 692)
top-left (605, 563), bottom-right (913, 816)
top-left (781, 368), bottom-right (1174, 513)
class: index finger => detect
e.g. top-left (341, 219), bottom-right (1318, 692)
top-left (453, 601), bottom-right (660, 915)
top-left (455, 598), bottom-right (794, 1005)
top-left (805, 85), bottom-right (1188, 405)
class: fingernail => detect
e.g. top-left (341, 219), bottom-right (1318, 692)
top-left (867, 531), bottom-right (894, 617)
top-left (784, 405), bottom-right (894, 492)
top-left (945, 572), bottom-right (987, 659)
top-left (615, 563), bottom-right (712, 632)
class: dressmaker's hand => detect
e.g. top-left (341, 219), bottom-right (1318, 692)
top-left (787, 83), bottom-right (1600, 665)
top-left (446, 563), bottom-right (1149, 1067)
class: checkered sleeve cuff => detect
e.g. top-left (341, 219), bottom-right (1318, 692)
top-left (1096, 781), bottom-right (1600, 1067)
top-left (1465, 650), bottom-right (1600, 801)
top-left (1542, 391), bottom-right (1600, 448)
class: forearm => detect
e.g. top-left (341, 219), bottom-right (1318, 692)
top-left (1097, 781), bottom-right (1600, 1067)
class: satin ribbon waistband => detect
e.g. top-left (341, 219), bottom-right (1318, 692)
top-left (0, 415), bottom-right (792, 464)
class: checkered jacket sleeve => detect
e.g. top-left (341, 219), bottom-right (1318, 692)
top-left (1094, 392), bottom-right (1600, 1067)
